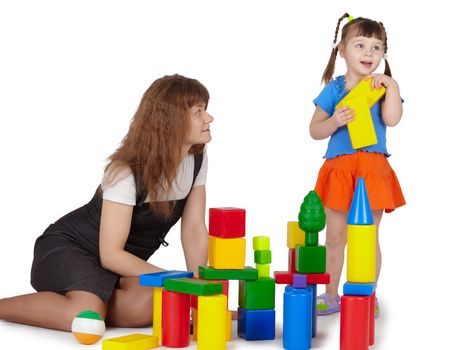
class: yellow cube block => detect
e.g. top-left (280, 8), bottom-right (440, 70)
top-left (198, 295), bottom-right (227, 350)
top-left (102, 334), bottom-right (159, 350)
top-left (152, 287), bottom-right (162, 342)
top-left (252, 236), bottom-right (270, 250)
top-left (256, 263), bottom-right (270, 278)
top-left (209, 236), bottom-right (246, 269)
top-left (347, 224), bottom-right (376, 283)
top-left (287, 221), bottom-right (305, 249)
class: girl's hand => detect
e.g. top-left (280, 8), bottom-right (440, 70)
top-left (332, 106), bottom-right (355, 128)
top-left (369, 74), bottom-right (398, 90)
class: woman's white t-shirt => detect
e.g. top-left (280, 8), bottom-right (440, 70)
top-left (101, 153), bottom-right (207, 205)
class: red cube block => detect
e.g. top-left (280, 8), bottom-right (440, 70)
top-left (209, 208), bottom-right (246, 238)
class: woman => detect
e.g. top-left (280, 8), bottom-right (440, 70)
top-left (0, 74), bottom-right (213, 331)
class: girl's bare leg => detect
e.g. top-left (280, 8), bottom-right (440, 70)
top-left (324, 208), bottom-right (348, 298)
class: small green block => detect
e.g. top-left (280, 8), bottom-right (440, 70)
top-left (199, 266), bottom-right (258, 280)
top-left (305, 232), bottom-right (319, 246)
top-left (238, 277), bottom-right (275, 310)
top-left (256, 263), bottom-right (270, 277)
top-left (164, 278), bottom-right (222, 296)
top-left (253, 236), bottom-right (270, 250)
top-left (254, 250), bottom-right (272, 264)
top-left (295, 245), bottom-right (326, 273)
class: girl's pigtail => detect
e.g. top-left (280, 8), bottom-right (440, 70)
top-left (380, 21), bottom-right (392, 77)
top-left (321, 12), bottom-right (350, 85)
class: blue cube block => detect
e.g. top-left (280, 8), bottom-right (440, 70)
top-left (139, 270), bottom-right (193, 287)
top-left (238, 307), bottom-right (275, 340)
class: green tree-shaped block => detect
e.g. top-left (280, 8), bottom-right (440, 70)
top-left (298, 191), bottom-right (326, 245)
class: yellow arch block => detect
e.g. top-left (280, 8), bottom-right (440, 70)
top-left (336, 78), bottom-right (386, 149)
top-left (198, 295), bottom-right (227, 350)
top-left (152, 287), bottom-right (162, 342)
top-left (287, 221), bottom-right (305, 249)
top-left (347, 224), bottom-right (376, 283)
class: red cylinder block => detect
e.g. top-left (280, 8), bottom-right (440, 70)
top-left (162, 289), bottom-right (190, 348)
top-left (369, 292), bottom-right (375, 346)
top-left (340, 295), bottom-right (370, 350)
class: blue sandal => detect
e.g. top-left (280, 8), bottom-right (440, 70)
top-left (316, 293), bottom-right (341, 315)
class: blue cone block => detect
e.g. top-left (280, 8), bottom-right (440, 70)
top-left (347, 177), bottom-right (374, 225)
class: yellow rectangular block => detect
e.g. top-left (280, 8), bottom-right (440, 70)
top-left (192, 307), bottom-right (198, 340)
top-left (337, 95), bottom-right (377, 149)
top-left (287, 221), bottom-right (305, 249)
top-left (256, 263), bottom-right (270, 278)
top-left (102, 334), bottom-right (159, 350)
top-left (152, 287), bottom-right (162, 342)
top-left (198, 295), bottom-right (227, 350)
top-left (226, 310), bottom-right (232, 341)
top-left (347, 224), bottom-right (376, 283)
top-left (341, 78), bottom-right (386, 107)
top-left (209, 236), bottom-right (246, 269)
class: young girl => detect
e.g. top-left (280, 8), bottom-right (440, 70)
top-left (310, 14), bottom-right (405, 316)
top-left (0, 74), bottom-right (214, 331)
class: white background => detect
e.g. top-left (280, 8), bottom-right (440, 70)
top-left (1, 0), bottom-right (461, 349)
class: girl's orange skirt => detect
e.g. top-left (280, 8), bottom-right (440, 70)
top-left (314, 152), bottom-right (405, 213)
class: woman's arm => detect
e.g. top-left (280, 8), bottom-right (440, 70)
top-left (180, 185), bottom-right (209, 276)
top-left (310, 106), bottom-right (355, 140)
top-left (99, 199), bottom-right (164, 277)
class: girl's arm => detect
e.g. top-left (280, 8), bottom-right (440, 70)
top-left (371, 75), bottom-right (403, 127)
top-left (99, 200), bottom-right (164, 277)
top-left (310, 106), bottom-right (355, 140)
top-left (180, 185), bottom-right (208, 276)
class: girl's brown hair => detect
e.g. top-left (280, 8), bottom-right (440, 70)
top-left (104, 74), bottom-right (209, 217)
top-left (321, 13), bottom-right (391, 85)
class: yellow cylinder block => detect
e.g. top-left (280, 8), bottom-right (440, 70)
top-left (347, 224), bottom-right (376, 283)
top-left (198, 295), bottom-right (227, 350)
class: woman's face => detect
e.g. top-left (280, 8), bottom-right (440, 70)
top-left (185, 102), bottom-right (214, 147)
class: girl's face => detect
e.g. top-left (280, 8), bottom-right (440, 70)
top-left (339, 35), bottom-right (384, 78)
top-left (185, 102), bottom-right (214, 147)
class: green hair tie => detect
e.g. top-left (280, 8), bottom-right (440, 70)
top-left (347, 15), bottom-right (354, 22)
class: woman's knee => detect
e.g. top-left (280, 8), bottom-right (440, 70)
top-left (65, 291), bottom-right (107, 320)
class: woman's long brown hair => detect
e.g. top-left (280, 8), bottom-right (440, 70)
top-left (104, 74), bottom-right (209, 218)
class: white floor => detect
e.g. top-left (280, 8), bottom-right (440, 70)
top-left (0, 296), bottom-right (445, 350)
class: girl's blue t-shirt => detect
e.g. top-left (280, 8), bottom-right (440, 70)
top-left (313, 75), bottom-right (390, 159)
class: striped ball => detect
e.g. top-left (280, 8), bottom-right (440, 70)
top-left (71, 310), bottom-right (106, 345)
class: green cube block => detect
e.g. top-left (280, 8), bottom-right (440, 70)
top-left (164, 278), bottom-right (222, 296)
top-left (238, 277), bottom-right (275, 310)
top-left (254, 250), bottom-right (272, 264)
top-left (295, 245), bottom-right (326, 273)
top-left (253, 236), bottom-right (270, 250)
top-left (199, 266), bottom-right (258, 280)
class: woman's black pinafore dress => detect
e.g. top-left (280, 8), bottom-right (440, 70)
top-left (30, 154), bottom-right (203, 302)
